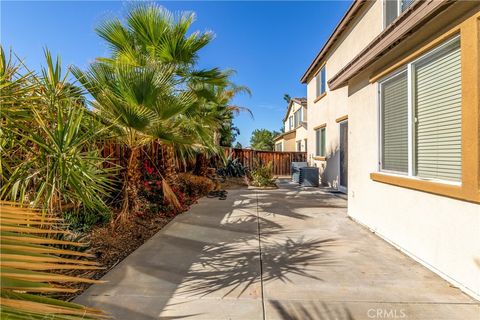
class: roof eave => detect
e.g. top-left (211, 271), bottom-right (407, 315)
top-left (282, 98), bottom-right (307, 122)
top-left (328, 0), bottom-right (456, 90)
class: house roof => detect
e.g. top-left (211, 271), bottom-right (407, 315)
top-left (273, 130), bottom-right (296, 142)
top-left (300, 0), bottom-right (368, 84)
top-left (282, 97), bottom-right (307, 122)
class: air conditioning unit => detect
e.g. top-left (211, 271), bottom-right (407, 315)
top-left (291, 162), bottom-right (308, 183)
top-left (299, 167), bottom-right (319, 187)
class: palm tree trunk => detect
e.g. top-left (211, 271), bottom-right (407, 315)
top-left (119, 146), bottom-right (141, 221)
top-left (213, 130), bottom-right (220, 145)
top-left (193, 153), bottom-right (209, 176)
top-left (163, 144), bottom-right (178, 184)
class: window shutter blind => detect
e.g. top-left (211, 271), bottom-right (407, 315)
top-left (381, 72), bottom-right (408, 173)
top-left (414, 39), bottom-right (461, 181)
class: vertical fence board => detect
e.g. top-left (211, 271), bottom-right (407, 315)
top-left (100, 143), bottom-right (307, 176)
top-left (222, 148), bottom-right (306, 175)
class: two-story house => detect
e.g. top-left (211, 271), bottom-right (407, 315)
top-left (273, 98), bottom-right (307, 152)
top-left (301, 0), bottom-right (480, 299)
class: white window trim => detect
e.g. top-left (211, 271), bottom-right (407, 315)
top-left (315, 127), bottom-right (326, 157)
top-left (275, 141), bottom-right (283, 152)
top-left (377, 35), bottom-right (462, 185)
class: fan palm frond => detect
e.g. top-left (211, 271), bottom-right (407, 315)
top-left (0, 202), bottom-right (106, 319)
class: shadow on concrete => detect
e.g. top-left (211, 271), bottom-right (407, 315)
top-left (77, 184), bottom-right (341, 319)
top-left (269, 300), bottom-right (355, 320)
top-left (176, 236), bottom-right (338, 298)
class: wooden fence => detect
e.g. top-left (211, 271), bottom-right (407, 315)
top-left (223, 148), bottom-right (307, 176)
top-left (99, 142), bottom-right (307, 176)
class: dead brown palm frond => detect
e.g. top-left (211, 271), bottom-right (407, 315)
top-left (0, 202), bottom-right (107, 319)
top-left (162, 178), bottom-right (181, 209)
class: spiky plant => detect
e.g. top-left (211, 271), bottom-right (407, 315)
top-left (0, 201), bottom-right (105, 319)
top-left (0, 48), bottom-right (115, 217)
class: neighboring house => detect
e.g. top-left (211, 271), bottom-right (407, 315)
top-left (301, 0), bottom-right (480, 299)
top-left (273, 98), bottom-right (307, 152)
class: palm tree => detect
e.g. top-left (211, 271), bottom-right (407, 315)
top-left (188, 79), bottom-right (252, 174)
top-left (73, 62), bottom-right (190, 220)
top-left (74, 4), bottom-right (254, 218)
top-left (95, 4), bottom-right (226, 86)
top-left (193, 81), bottom-right (252, 146)
top-left (73, 4), bottom-right (243, 219)
top-left (95, 3), bottom-right (233, 177)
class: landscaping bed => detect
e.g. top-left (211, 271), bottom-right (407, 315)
top-left (58, 174), bottom-right (246, 301)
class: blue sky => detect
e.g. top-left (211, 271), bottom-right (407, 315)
top-left (1, 1), bottom-right (351, 146)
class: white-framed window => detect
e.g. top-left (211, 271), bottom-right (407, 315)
top-left (293, 108), bottom-right (302, 127)
top-left (379, 35), bottom-right (461, 182)
top-left (384, 0), bottom-right (415, 28)
top-left (315, 66), bottom-right (326, 98)
top-left (275, 142), bottom-right (283, 152)
top-left (288, 116), bottom-right (293, 131)
top-left (296, 140), bottom-right (302, 152)
top-left (315, 127), bottom-right (326, 157)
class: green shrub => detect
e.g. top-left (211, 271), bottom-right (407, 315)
top-left (249, 161), bottom-right (276, 187)
top-left (64, 208), bottom-right (112, 232)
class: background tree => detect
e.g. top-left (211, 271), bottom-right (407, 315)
top-left (234, 141), bottom-right (242, 149)
top-left (250, 129), bottom-right (279, 151)
top-left (283, 93), bottom-right (291, 104)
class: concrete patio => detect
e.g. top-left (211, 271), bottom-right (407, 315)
top-left (76, 179), bottom-right (479, 319)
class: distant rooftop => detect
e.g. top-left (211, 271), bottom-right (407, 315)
top-left (291, 97), bottom-right (307, 105)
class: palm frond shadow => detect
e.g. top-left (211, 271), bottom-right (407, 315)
top-left (175, 236), bottom-right (338, 298)
top-left (78, 186), bottom-right (343, 318)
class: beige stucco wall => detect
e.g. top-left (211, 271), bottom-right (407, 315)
top-left (303, 0), bottom-right (480, 299)
top-left (275, 131), bottom-right (297, 152)
top-left (347, 74), bottom-right (480, 300)
top-left (306, 0), bottom-right (383, 187)
top-left (295, 126), bottom-right (308, 152)
top-left (282, 136), bottom-right (296, 152)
